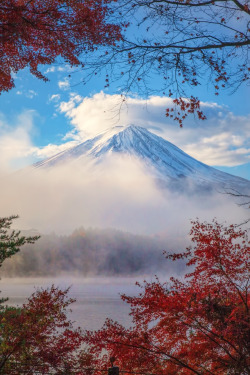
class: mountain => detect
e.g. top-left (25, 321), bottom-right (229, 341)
top-left (33, 125), bottom-right (250, 192)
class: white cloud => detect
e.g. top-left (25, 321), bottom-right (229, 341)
top-left (0, 111), bottom-right (75, 171)
top-left (45, 65), bottom-right (72, 74)
top-left (0, 111), bottom-right (37, 171)
top-left (45, 66), bottom-right (56, 74)
top-left (60, 93), bottom-right (82, 113)
top-left (58, 78), bottom-right (70, 90)
top-left (49, 94), bottom-right (61, 102)
top-left (33, 141), bottom-right (77, 159)
top-left (58, 65), bottom-right (72, 72)
top-left (27, 90), bottom-right (37, 99)
top-left (58, 92), bottom-right (250, 167)
top-left (16, 89), bottom-right (37, 98)
top-left (59, 92), bottom-right (172, 139)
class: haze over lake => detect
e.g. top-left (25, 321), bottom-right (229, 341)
top-left (0, 277), bottom-right (147, 330)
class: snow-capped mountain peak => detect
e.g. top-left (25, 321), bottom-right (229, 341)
top-left (33, 125), bottom-right (250, 191)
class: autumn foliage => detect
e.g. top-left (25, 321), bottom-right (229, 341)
top-left (0, 286), bottom-right (88, 374)
top-left (0, 216), bottom-right (249, 374)
top-left (84, 220), bottom-right (250, 374)
top-left (0, 217), bottom-right (89, 374)
top-left (0, 0), bottom-right (121, 93)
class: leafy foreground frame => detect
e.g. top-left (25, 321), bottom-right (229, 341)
top-left (84, 220), bottom-right (250, 375)
top-left (0, 216), bottom-right (91, 374)
top-left (0, 216), bottom-right (249, 374)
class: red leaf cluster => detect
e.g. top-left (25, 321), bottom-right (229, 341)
top-left (0, 0), bottom-right (121, 92)
top-left (84, 220), bottom-right (250, 374)
top-left (0, 286), bottom-right (86, 373)
top-left (166, 97), bottom-right (206, 127)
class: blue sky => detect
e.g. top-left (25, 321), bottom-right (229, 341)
top-left (0, 61), bottom-right (249, 179)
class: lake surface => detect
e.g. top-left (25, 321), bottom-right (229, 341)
top-left (0, 277), bottom-right (148, 330)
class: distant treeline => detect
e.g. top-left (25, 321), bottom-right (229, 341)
top-left (1, 228), bottom-right (184, 277)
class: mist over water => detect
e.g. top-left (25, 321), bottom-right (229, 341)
top-left (0, 277), bottom-right (153, 329)
top-left (1, 225), bottom-right (184, 277)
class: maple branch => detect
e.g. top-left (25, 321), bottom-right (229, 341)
top-left (218, 262), bottom-right (249, 312)
top-left (118, 39), bottom-right (250, 54)
top-left (0, 337), bottom-right (25, 371)
top-left (134, 0), bottom-right (230, 7)
top-left (131, 0), bottom-right (250, 13)
top-left (231, 0), bottom-right (250, 13)
top-left (148, 339), bottom-right (216, 375)
top-left (104, 339), bottom-right (211, 375)
top-left (191, 319), bottom-right (241, 357)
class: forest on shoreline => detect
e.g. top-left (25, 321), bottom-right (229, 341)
top-left (1, 228), bottom-right (184, 277)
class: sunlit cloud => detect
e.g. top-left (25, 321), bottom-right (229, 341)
top-left (58, 92), bottom-right (250, 167)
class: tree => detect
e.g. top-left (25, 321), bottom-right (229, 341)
top-left (82, 0), bottom-right (250, 126)
top-left (84, 219), bottom-right (250, 374)
top-left (0, 0), bottom-right (121, 93)
top-left (0, 286), bottom-right (88, 374)
top-left (0, 215), bottom-right (39, 305)
top-left (0, 215), bottom-right (39, 268)
top-left (0, 216), bottom-right (93, 374)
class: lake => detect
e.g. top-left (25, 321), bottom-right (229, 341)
top-left (0, 277), bottom-right (149, 330)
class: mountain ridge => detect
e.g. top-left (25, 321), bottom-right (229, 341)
top-left (33, 125), bottom-right (250, 191)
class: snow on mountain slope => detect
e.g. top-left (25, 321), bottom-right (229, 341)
top-left (33, 125), bottom-right (250, 191)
